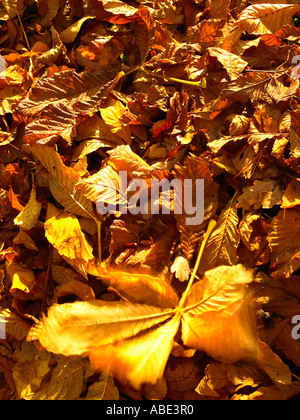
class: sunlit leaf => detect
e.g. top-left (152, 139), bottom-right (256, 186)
top-left (14, 185), bottom-right (42, 231)
top-left (27, 299), bottom-right (175, 357)
top-left (90, 316), bottom-right (180, 390)
top-left (181, 265), bottom-right (258, 364)
top-left (30, 145), bottom-right (95, 220)
top-left (44, 203), bottom-right (94, 263)
top-left (237, 4), bottom-right (300, 35)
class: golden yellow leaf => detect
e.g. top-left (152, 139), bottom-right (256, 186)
top-left (237, 4), bottom-right (300, 35)
top-left (44, 203), bottom-right (94, 263)
top-left (208, 47), bottom-right (248, 81)
top-left (89, 316), bottom-right (180, 390)
top-left (14, 185), bottom-right (42, 231)
top-left (80, 372), bottom-right (119, 400)
top-left (12, 342), bottom-right (51, 400)
top-left (27, 300), bottom-right (175, 357)
top-left (102, 0), bottom-right (138, 16)
top-left (76, 164), bottom-right (122, 205)
top-left (268, 209), bottom-right (300, 276)
top-left (98, 266), bottom-right (179, 308)
top-left (170, 255), bottom-right (191, 282)
top-left (29, 264), bottom-right (259, 388)
top-left (237, 179), bottom-right (283, 211)
top-left (13, 228), bottom-right (38, 251)
top-left (72, 139), bottom-right (115, 161)
top-left (26, 221), bottom-right (258, 391)
top-left (7, 262), bottom-right (36, 296)
top-left (59, 16), bottom-right (95, 44)
top-left (0, 0), bottom-right (25, 19)
top-left (100, 99), bottom-right (131, 144)
top-left (0, 65), bottom-right (27, 87)
top-left (107, 145), bottom-right (150, 174)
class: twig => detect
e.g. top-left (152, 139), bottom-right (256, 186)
top-left (16, 9), bottom-right (30, 50)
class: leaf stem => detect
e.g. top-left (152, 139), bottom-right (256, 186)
top-left (138, 67), bottom-right (206, 88)
top-left (178, 219), bottom-right (217, 309)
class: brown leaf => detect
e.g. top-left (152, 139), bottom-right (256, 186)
top-left (236, 4), bottom-right (300, 35)
top-left (199, 200), bottom-right (240, 273)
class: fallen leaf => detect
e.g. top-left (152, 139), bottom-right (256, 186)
top-left (199, 200), bottom-right (240, 273)
top-left (44, 203), bottom-right (94, 263)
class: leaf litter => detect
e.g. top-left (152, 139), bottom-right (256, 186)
top-left (0, 0), bottom-right (300, 401)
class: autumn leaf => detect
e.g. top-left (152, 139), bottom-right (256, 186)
top-left (27, 299), bottom-right (175, 358)
top-left (208, 47), bottom-right (248, 81)
top-left (268, 209), bottom-right (300, 277)
top-left (44, 203), bottom-right (94, 263)
top-left (2, 0), bottom-right (300, 401)
top-left (223, 72), bottom-right (272, 102)
top-left (237, 179), bottom-right (283, 210)
top-left (28, 263), bottom-right (258, 389)
top-left (26, 356), bottom-right (90, 400)
top-left (76, 164), bottom-right (124, 208)
top-left (13, 229), bottom-right (38, 251)
top-left (17, 68), bottom-right (122, 144)
top-left (0, 308), bottom-right (31, 340)
top-left (282, 179), bottom-right (300, 208)
top-left (181, 265), bottom-right (257, 364)
top-left (27, 222), bottom-right (259, 390)
top-left (237, 4), bottom-right (300, 35)
top-left (7, 263), bottom-right (36, 295)
top-left (76, 145), bottom-right (150, 212)
top-left (79, 372), bottom-right (119, 400)
top-left (12, 342), bottom-right (51, 400)
top-left (59, 16), bottom-right (96, 44)
top-left (173, 156), bottom-right (219, 262)
top-left (100, 98), bottom-right (131, 144)
top-left (102, 0), bottom-right (138, 17)
top-left (90, 316), bottom-right (181, 390)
